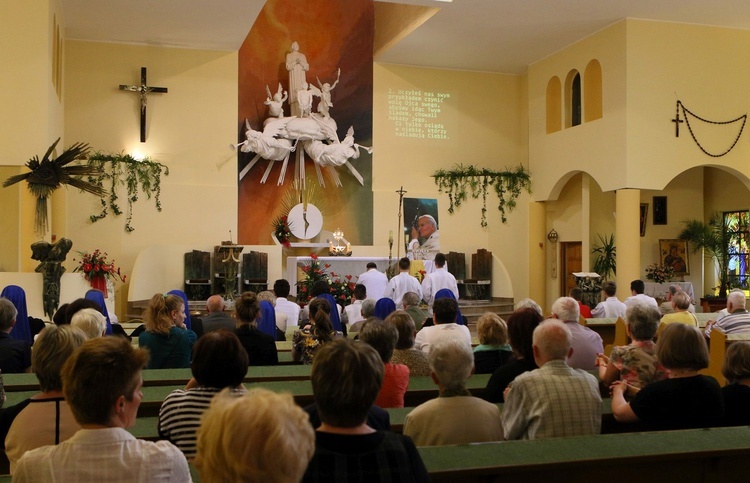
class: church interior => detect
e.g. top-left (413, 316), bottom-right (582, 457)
top-left (3, 0), bottom-right (750, 480)
top-left (4, 1), bottom-right (750, 318)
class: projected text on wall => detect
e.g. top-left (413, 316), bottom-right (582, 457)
top-left (387, 89), bottom-right (450, 140)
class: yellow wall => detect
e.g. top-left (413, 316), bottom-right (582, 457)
top-left (626, 20), bottom-right (750, 191)
top-left (0, 167), bottom-right (20, 272)
top-left (62, 41), bottom-right (238, 315)
top-left (373, 63), bottom-right (530, 298)
top-left (0, 0), bottom-right (64, 269)
top-left (528, 20), bottom-right (628, 200)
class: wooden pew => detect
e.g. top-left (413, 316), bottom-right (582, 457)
top-left (5, 426), bottom-right (750, 483)
top-left (600, 317), bottom-right (626, 356)
top-left (2, 364), bottom-right (312, 392)
top-left (701, 329), bottom-right (750, 386)
top-left (3, 375), bottom-right (493, 418)
top-left (419, 426), bottom-right (750, 483)
top-left (127, 399), bottom-right (617, 444)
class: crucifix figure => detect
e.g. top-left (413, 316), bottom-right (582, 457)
top-left (119, 67), bottom-right (168, 142)
top-left (672, 101), bottom-right (684, 137)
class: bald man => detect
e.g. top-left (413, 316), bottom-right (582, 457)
top-left (201, 295), bottom-right (235, 334)
top-left (501, 320), bottom-right (601, 440)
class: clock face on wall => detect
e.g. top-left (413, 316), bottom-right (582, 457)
top-left (288, 203), bottom-right (323, 240)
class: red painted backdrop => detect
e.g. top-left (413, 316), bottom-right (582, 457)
top-left (237, 0), bottom-right (374, 245)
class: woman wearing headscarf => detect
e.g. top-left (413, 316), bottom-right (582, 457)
top-left (374, 298), bottom-right (397, 321)
top-left (0, 286), bottom-right (32, 344)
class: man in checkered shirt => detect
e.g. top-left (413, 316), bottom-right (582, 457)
top-left (501, 319), bottom-right (602, 440)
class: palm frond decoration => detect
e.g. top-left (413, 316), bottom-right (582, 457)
top-left (2, 138), bottom-right (105, 235)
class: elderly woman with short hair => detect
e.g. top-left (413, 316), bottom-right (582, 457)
top-left (403, 337), bottom-right (503, 446)
top-left (387, 311), bottom-right (430, 376)
top-left (70, 308), bottom-right (107, 339)
top-left (596, 304), bottom-right (667, 388)
top-left (3, 325), bottom-right (86, 472)
top-left (611, 323), bottom-right (724, 430)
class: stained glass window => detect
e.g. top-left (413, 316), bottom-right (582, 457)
top-left (724, 210), bottom-right (749, 290)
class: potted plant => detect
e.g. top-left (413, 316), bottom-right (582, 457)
top-left (592, 234), bottom-right (616, 280)
top-left (678, 214), bottom-right (730, 298)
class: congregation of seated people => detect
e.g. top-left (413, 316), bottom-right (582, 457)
top-left (4, 266), bottom-right (750, 481)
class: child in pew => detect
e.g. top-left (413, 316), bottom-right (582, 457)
top-left (302, 339), bottom-right (429, 483)
top-left (611, 323), bottom-right (724, 431)
top-left (360, 318), bottom-right (409, 408)
top-left (195, 388), bottom-right (314, 483)
top-left (158, 330), bottom-right (248, 460)
top-left (721, 341), bottom-right (750, 426)
top-left (595, 304), bottom-right (667, 391)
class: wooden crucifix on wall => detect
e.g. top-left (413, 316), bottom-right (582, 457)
top-left (119, 67), bottom-right (168, 142)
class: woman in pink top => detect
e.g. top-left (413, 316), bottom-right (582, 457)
top-left (360, 318), bottom-right (409, 407)
top-left (596, 304), bottom-right (667, 391)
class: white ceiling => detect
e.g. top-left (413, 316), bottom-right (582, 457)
top-left (61, 0), bottom-right (750, 74)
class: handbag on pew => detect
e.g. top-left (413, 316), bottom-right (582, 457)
top-left (275, 326), bottom-right (286, 342)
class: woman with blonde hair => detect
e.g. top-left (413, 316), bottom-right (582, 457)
top-left (195, 388), bottom-right (315, 483)
top-left (139, 293), bottom-right (197, 369)
top-left (473, 312), bottom-right (513, 374)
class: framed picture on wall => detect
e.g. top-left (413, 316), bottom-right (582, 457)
top-left (653, 196), bottom-right (667, 225)
top-left (640, 203), bottom-right (648, 237)
top-left (659, 239), bottom-right (689, 276)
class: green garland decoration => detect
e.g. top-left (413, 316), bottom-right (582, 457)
top-left (432, 164), bottom-right (532, 227)
top-left (85, 153), bottom-right (169, 232)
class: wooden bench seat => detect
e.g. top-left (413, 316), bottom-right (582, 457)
top-left (4, 426), bottom-right (750, 482)
top-left (4, 375), bottom-right (492, 418)
top-left (701, 329), bottom-right (750, 386)
top-left (419, 426), bottom-right (750, 483)
top-left (2, 364), bottom-right (312, 392)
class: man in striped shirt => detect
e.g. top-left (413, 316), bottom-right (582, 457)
top-left (704, 291), bottom-right (750, 339)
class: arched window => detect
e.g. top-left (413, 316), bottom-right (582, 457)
top-left (584, 59), bottom-right (602, 122)
top-left (546, 76), bottom-right (561, 134)
top-left (565, 70), bottom-right (581, 128)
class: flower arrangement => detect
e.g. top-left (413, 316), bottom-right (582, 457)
top-left (272, 215), bottom-right (293, 248)
top-left (296, 254), bottom-right (357, 307)
top-left (645, 263), bottom-right (675, 284)
top-left (329, 272), bottom-right (357, 306)
top-left (297, 254), bottom-right (330, 304)
top-left (73, 249), bottom-right (126, 283)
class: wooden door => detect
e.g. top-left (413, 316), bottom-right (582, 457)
top-left (560, 241), bottom-right (582, 297)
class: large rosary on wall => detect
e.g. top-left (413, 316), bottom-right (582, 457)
top-left (671, 100), bottom-right (747, 157)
